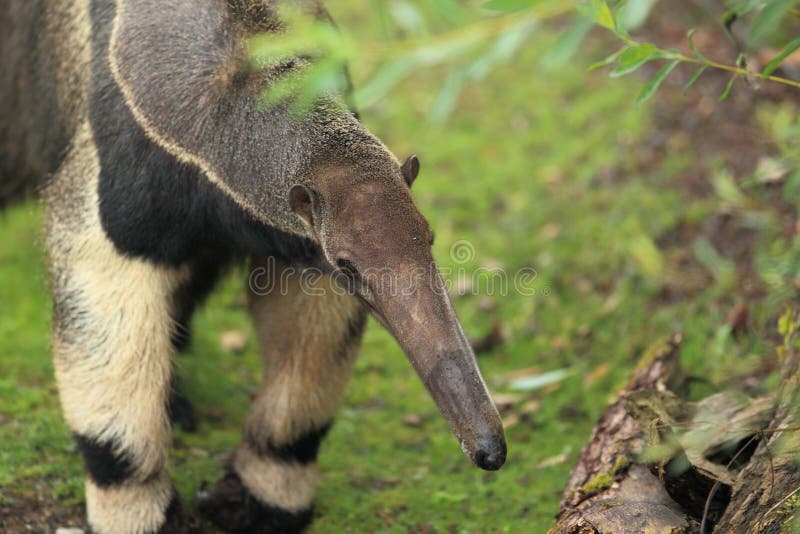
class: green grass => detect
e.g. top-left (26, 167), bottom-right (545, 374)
top-left (2, 11), bottom-right (799, 533)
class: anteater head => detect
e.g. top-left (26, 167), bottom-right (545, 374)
top-left (289, 151), bottom-right (506, 471)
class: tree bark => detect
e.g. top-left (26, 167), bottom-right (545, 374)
top-left (715, 325), bottom-right (800, 533)
top-left (551, 325), bottom-right (800, 534)
top-left (551, 333), bottom-right (698, 533)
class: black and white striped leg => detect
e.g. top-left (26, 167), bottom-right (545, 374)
top-left (199, 259), bottom-right (366, 533)
top-left (47, 123), bottom-right (189, 534)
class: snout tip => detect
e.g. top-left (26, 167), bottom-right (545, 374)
top-left (474, 436), bottom-right (507, 471)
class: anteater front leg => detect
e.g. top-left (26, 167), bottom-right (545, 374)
top-left (50, 224), bottom-right (189, 533)
top-left (199, 259), bottom-right (366, 533)
top-left (47, 124), bottom-right (189, 534)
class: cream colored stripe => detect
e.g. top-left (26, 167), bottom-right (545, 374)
top-left (85, 473), bottom-right (173, 534)
top-left (234, 445), bottom-right (317, 512)
top-left (247, 268), bottom-right (363, 445)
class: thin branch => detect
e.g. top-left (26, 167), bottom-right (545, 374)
top-left (675, 53), bottom-right (800, 89)
top-left (699, 433), bottom-right (760, 534)
top-left (613, 32), bottom-right (800, 90)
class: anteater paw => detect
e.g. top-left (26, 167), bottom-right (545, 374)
top-left (196, 472), bottom-right (312, 534)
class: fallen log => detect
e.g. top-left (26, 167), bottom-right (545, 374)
top-left (551, 310), bottom-right (800, 534)
top-left (551, 333), bottom-right (699, 533)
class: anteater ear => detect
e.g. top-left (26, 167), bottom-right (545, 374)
top-left (401, 155), bottom-right (420, 187)
top-left (289, 184), bottom-right (317, 228)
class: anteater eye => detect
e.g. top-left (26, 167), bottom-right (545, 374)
top-left (428, 232), bottom-right (436, 246)
top-left (336, 258), bottom-right (359, 278)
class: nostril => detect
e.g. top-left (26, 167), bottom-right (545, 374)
top-left (474, 439), bottom-right (507, 471)
top-left (475, 450), bottom-right (505, 471)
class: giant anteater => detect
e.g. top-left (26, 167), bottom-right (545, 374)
top-left (0, 1), bottom-right (506, 532)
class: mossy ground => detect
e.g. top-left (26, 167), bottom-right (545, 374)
top-left (1, 8), bottom-right (799, 533)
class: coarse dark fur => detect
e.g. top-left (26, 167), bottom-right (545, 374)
top-left (198, 472), bottom-right (314, 533)
top-left (90, 0), bottom-right (343, 266)
top-left (245, 423), bottom-right (331, 464)
top-left (0, 0), bottom-right (87, 203)
top-left (1, 1), bottom-right (505, 532)
top-left (74, 434), bottom-right (135, 487)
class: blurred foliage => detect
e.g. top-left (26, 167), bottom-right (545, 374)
top-left (249, 0), bottom-right (800, 116)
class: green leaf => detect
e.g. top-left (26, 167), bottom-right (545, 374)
top-left (686, 28), bottom-right (709, 61)
top-left (692, 236), bottom-right (735, 286)
top-left (719, 74), bottom-right (739, 101)
top-left (508, 369), bottom-right (571, 391)
top-left (635, 59), bottom-right (679, 104)
top-left (482, 0), bottom-right (545, 12)
top-left (294, 58), bottom-right (346, 114)
top-left (353, 58), bottom-right (415, 109)
top-left (784, 170), bottom-right (800, 210)
top-left (762, 36), bottom-right (800, 79)
top-left (628, 233), bottom-right (664, 277)
top-left (428, 22), bottom-right (535, 121)
top-left (390, 1), bottom-right (428, 36)
top-left (592, 0), bottom-right (616, 31)
top-left (721, 1), bottom-right (763, 46)
top-left (617, 0), bottom-right (658, 30)
top-left (430, 68), bottom-right (467, 122)
top-left (609, 43), bottom-right (665, 77)
top-left (427, 0), bottom-right (474, 24)
top-left (468, 24), bottom-right (535, 79)
top-left (588, 46), bottom-right (627, 71)
top-left (712, 170), bottom-right (746, 206)
top-left (724, 0), bottom-right (763, 18)
top-left (540, 16), bottom-right (594, 69)
top-left (683, 65), bottom-right (707, 93)
top-left (778, 306), bottom-right (799, 337)
top-left (749, 0), bottom-right (797, 45)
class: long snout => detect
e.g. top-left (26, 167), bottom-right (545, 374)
top-left (424, 348), bottom-right (507, 470)
top-left (364, 267), bottom-right (506, 471)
